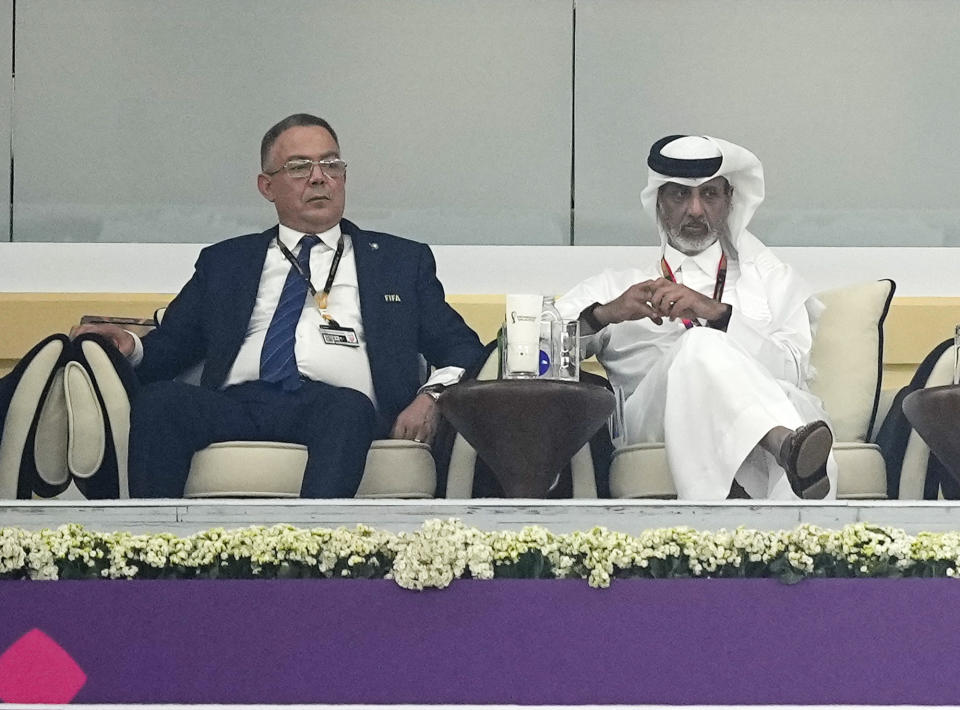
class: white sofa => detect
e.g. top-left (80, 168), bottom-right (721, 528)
top-left (4, 279), bottom-right (938, 501)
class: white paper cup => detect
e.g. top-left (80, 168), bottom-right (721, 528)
top-left (504, 294), bottom-right (542, 377)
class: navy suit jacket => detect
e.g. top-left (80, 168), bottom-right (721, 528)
top-left (137, 219), bottom-right (484, 423)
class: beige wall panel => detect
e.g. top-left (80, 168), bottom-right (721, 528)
top-left (1, 293), bottom-right (952, 391)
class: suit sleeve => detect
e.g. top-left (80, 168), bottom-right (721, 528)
top-left (136, 251), bottom-right (210, 384)
top-left (414, 244), bottom-right (484, 370)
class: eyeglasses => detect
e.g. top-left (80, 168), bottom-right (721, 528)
top-left (265, 158), bottom-right (348, 180)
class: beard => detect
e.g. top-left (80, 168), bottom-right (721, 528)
top-left (661, 216), bottom-right (728, 255)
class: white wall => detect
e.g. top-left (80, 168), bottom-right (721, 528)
top-left (0, 242), bottom-right (954, 297)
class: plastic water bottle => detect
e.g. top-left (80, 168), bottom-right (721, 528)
top-left (538, 296), bottom-right (562, 378)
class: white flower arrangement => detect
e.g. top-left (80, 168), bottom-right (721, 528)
top-left (2, 520), bottom-right (959, 589)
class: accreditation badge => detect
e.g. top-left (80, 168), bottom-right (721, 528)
top-left (319, 324), bottom-right (360, 347)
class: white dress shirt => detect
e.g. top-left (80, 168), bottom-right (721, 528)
top-left (222, 223), bottom-right (377, 403)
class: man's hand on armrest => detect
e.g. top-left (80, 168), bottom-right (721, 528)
top-left (390, 394), bottom-right (441, 445)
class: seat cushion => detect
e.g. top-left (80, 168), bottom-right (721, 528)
top-left (71, 334), bottom-right (140, 499)
top-left (62, 361), bottom-right (106, 479)
top-left (0, 334), bottom-right (71, 499)
top-left (185, 441), bottom-right (307, 498)
top-left (831, 442), bottom-right (888, 499)
top-left (808, 279), bottom-right (895, 442)
top-left (609, 444), bottom-right (675, 499)
top-left (356, 440), bottom-right (436, 498)
top-left (33, 368), bottom-right (71, 487)
top-left (610, 442), bottom-right (887, 499)
top-left (184, 439), bottom-right (436, 498)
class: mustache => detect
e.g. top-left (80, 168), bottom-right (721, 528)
top-left (681, 216), bottom-right (711, 230)
top-left (659, 214), bottom-right (730, 249)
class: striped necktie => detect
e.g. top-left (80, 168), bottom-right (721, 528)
top-left (259, 234), bottom-right (321, 390)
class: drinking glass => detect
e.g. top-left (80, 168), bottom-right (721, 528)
top-left (954, 324), bottom-right (960, 385)
top-left (556, 319), bottom-right (580, 381)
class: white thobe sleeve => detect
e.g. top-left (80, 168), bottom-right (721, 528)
top-left (724, 298), bottom-right (813, 386)
top-left (556, 272), bottom-right (621, 360)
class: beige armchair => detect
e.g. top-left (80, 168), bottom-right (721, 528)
top-left (63, 316), bottom-right (439, 499)
top-left (607, 280), bottom-right (896, 499)
top-left (896, 343), bottom-right (957, 499)
top-left (0, 334), bottom-right (106, 499)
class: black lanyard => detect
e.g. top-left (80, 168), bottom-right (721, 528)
top-left (276, 234), bottom-right (344, 311)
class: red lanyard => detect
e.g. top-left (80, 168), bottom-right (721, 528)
top-left (660, 253), bottom-right (727, 330)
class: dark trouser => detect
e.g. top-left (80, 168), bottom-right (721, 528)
top-left (128, 379), bottom-right (376, 498)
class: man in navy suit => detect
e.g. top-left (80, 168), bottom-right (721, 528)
top-left (72, 113), bottom-right (484, 498)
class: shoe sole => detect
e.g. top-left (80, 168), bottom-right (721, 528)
top-left (794, 423), bottom-right (833, 481)
top-left (800, 474), bottom-right (831, 500)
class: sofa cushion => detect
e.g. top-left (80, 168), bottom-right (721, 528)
top-left (70, 334), bottom-right (140, 499)
top-left (609, 441), bottom-right (887, 499)
top-left (808, 279), bottom-right (895, 442)
top-left (62, 361), bottom-right (105, 478)
top-left (0, 334), bottom-right (71, 498)
top-left (184, 439), bottom-right (436, 498)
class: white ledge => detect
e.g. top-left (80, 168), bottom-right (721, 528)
top-left (3, 498), bottom-right (959, 535)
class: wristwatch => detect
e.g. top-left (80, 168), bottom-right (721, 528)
top-left (419, 383), bottom-right (446, 402)
top-left (581, 302), bottom-right (605, 332)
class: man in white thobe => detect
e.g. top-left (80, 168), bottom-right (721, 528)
top-left (558, 135), bottom-right (835, 500)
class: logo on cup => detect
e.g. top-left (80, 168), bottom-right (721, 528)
top-left (510, 311), bottom-right (536, 324)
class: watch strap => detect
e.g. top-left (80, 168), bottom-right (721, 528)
top-left (419, 383), bottom-right (446, 401)
top-left (581, 302), bottom-right (604, 332)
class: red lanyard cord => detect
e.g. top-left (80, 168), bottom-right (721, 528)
top-left (659, 253), bottom-right (727, 330)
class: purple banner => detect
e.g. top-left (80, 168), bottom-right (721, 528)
top-left (1, 578), bottom-right (958, 705)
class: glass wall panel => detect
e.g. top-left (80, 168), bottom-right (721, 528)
top-left (0, 0), bottom-right (9, 242)
top-left (574, 0), bottom-right (960, 247)
top-left (13, 0), bottom-right (572, 244)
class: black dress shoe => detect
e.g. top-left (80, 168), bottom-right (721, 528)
top-left (778, 420), bottom-right (833, 499)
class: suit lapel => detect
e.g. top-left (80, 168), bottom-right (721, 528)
top-left (209, 227), bottom-right (275, 385)
top-left (345, 220), bottom-right (392, 399)
top-left (346, 220), bottom-right (384, 338)
top-left (230, 226), bottom-right (276, 335)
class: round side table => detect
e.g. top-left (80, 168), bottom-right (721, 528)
top-left (438, 379), bottom-right (615, 498)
